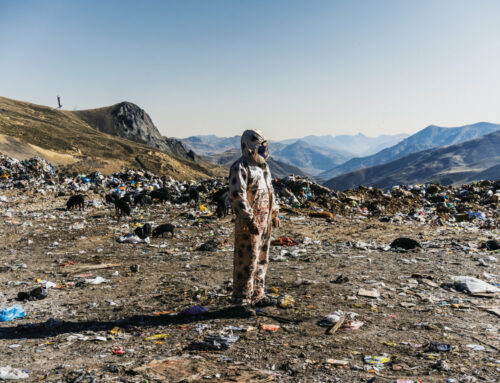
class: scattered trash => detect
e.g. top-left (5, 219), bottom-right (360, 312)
top-left (319, 311), bottom-right (345, 327)
top-left (364, 355), bottom-right (391, 366)
top-left (326, 359), bottom-right (349, 367)
top-left (278, 294), bottom-right (295, 308)
top-left (451, 276), bottom-right (500, 295)
top-left (197, 239), bottom-right (219, 251)
top-left (0, 366), bottom-right (29, 380)
top-left (480, 240), bottom-right (500, 251)
top-left (466, 344), bottom-right (485, 351)
top-left (190, 335), bottom-right (240, 350)
top-left (16, 286), bottom-right (47, 301)
top-left (468, 211), bottom-right (485, 220)
top-left (111, 346), bottom-right (125, 355)
top-left (271, 237), bottom-right (297, 246)
top-left (261, 324), bottom-right (280, 332)
top-left (85, 276), bottom-right (108, 285)
top-left (428, 343), bottom-right (452, 352)
top-left (358, 288), bottom-right (380, 298)
top-left (0, 305), bottom-right (26, 322)
top-left (326, 314), bottom-right (346, 335)
top-left (331, 274), bottom-right (349, 284)
top-left (178, 305), bottom-right (209, 316)
top-left (117, 234), bottom-right (150, 244)
top-left (145, 334), bottom-right (168, 341)
top-left (342, 321), bottom-right (364, 330)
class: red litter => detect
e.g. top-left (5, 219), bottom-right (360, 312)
top-left (111, 346), bottom-right (125, 355)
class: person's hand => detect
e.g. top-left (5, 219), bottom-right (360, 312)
top-left (248, 219), bottom-right (259, 235)
top-left (272, 217), bottom-right (280, 228)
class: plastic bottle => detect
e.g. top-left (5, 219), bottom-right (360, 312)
top-left (0, 304), bottom-right (26, 322)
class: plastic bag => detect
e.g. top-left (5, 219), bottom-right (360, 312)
top-left (0, 305), bottom-right (26, 322)
top-left (0, 366), bottom-right (29, 379)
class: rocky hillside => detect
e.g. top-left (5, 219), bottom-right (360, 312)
top-left (0, 96), bottom-right (224, 179)
top-left (319, 122), bottom-right (500, 180)
top-left (324, 130), bottom-right (500, 190)
top-left (73, 102), bottom-right (196, 160)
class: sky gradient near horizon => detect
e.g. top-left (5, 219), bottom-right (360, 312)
top-left (1, 0), bottom-right (500, 140)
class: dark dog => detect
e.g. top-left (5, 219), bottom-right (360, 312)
top-left (120, 193), bottom-right (134, 205)
top-left (150, 190), bottom-right (170, 203)
top-left (115, 198), bottom-right (131, 217)
top-left (178, 188), bottom-right (200, 205)
top-left (134, 193), bottom-right (152, 206)
top-left (212, 187), bottom-right (230, 218)
top-left (66, 194), bottom-right (85, 211)
top-left (152, 223), bottom-right (175, 237)
top-left (188, 188), bottom-right (200, 204)
top-left (105, 193), bottom-right (119, 204)
top-left (134, 223), bottom-right (152, 239)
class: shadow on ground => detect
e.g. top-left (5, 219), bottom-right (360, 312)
top-left (0, 307), bottom-right (301, 340)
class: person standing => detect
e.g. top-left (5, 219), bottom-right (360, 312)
top-left (229, 130), bottom-right (279, 311)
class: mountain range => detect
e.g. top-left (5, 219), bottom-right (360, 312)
top-left (181, 132), bottom-right (407, 175)
top-left (180, 135), bottom-right (241, 156)
top-left (271, 140), bottom-right (353, 175)
top-left (181, 122), bottom-right (499, 187)
top-left (280, 133), bottom-right (409, 157)
top-left (318, 122), bottom-right (500, 181)
top-left (324, 130), bottom-right (500, 190)
top-left (1, 96), bottom-right (498, 188)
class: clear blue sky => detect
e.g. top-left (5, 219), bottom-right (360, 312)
top-left (1, 0), bottom-right (500, 140)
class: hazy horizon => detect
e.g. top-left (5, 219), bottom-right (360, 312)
top-left (2, 0), bottom-right (500, 140)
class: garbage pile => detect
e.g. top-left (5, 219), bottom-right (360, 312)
top-left (0, 156), bottom-right (56, 188)
top-left (1, 155), bottom-right (498, 227)
top-left (274, 175), bottom-right (500, 225)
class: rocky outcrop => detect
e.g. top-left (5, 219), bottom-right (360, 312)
top-left (75, 102), bottom-right (197, 161)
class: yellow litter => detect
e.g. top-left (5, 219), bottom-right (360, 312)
top-left (146, 334), bottom-right (168, 340)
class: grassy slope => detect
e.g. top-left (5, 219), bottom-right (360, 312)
top-left (0, 97), bottom-right (225, 180)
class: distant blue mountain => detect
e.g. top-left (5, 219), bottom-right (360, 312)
top-left (180, 135), bottom-right (240, 156)
top-left (324, 129), bottom-right (500, 190)
top-left (272, 140), bottom-right (354, 175)
top-left (282, 133), bottom-right (409, 156)
top-left (319, 122), bottom-right (500, 180)
top-left (180, 132), bottom-right (408, 175)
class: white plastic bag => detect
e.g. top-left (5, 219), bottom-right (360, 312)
top-left (0, 366), bottom-right (29, 380)
top-left (452, 276), bottom-right (500, 294)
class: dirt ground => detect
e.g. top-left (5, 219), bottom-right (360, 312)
top-left (0, 189), bottom-right (498, 382)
